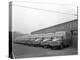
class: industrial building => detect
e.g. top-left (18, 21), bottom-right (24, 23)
top-left (31, 19), bottom-right (78, 34)
top-left (31, 19), bottom-right (78, 48)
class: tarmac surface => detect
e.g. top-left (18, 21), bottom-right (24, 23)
top-left (12, 42), bottom-right (77, 59)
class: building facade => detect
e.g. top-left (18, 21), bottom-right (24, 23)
top-left (31, 19), bottom-right (78, 34)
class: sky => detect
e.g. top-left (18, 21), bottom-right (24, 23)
top-left (12, 0), bottom-right (77, 34)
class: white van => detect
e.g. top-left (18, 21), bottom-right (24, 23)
top-left (48, 31), bottom-right (72, 49)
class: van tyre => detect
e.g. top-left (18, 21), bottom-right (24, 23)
top-left (60, 43), bottom-right (64, 49)
top-left (60, 45), bottom-right (63, 49)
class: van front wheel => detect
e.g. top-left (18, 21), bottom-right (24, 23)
top-left (60, 43), bottom-right (64, 49)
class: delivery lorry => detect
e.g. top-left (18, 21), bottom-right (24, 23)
top-left (40, 37), bottom-right (51, 48)
top-left (48, 31), bottom-right (72, 49)
top-left (31, 37), bottom-right (44, 47)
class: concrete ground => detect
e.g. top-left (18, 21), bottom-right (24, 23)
top-left (12, 42), bottom-right (78, 59)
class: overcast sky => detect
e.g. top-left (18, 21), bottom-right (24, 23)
top-left (12, 0), bottom-right (77, 34)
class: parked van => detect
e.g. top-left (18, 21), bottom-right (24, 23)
top-left (32, 38), bottom-right (43, 47)
top-left (48, 31), bottom-right (72, 49)
top-left (40, 37), bottom-right (51, 48)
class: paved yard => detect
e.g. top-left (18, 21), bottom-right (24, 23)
top-left (12, 42), bottom-right (77, 59)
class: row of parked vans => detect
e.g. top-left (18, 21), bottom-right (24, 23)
top-left (14, 31), bottom-right (72, 49)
